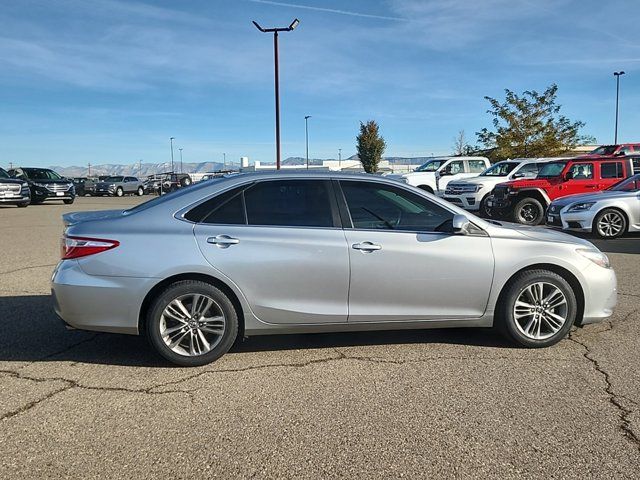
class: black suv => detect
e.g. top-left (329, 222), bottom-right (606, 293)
top-left (9, 167), bottom-right (76, 204)
top-left (0, 167), bottom-right (31, 207)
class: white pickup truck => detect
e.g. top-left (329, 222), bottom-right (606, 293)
top-left (442, 158), bottom-right (554, 216)
top-left (387, 156), bottom-right (491, 195)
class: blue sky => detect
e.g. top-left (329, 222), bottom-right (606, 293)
top-left (2, 0), bottom-right (639, 168)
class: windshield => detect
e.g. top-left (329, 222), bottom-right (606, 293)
top-left (480, 162), bottom-right (519, 177)
top-left (104, 176), bottom-right (124, 182)
top-left (23, 168), bottom-right (63, 180)
top-left (0, 168), bottom-right (10, 179)
top-left (415, 160), bottom-right (445, 172)
top-left (609, 174), bottom-right (640, 192)
top-left (537, 162), bottom-right (567, 178)
top-left (590, 145), bottom-right (618, 155)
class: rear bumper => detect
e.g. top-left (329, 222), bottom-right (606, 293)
top-left (51, 260), bottom-right (156, 335)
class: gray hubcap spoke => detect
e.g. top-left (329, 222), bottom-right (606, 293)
top-left (597, 213), bottom-right (623, 237)
top-left (514, 282), bottom-right (568, 340)
top-left (160, 293), bottom-right (226, 357)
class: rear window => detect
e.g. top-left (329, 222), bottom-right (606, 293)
top-left (600, 162), bottom-right (624, 179)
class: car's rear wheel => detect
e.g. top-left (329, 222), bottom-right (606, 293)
top-left (137, 186), bottom-right (144, 196)
top-left (116, 187), bottom-right (124, 197)
top-left (146, 280), bottom-right (238, 366)
top-left (513, 197), bottom-right (544, 225)
top-left (496, 269), bottom-right (577, 348)
top-left (594, 208), bottom-right (627, 239)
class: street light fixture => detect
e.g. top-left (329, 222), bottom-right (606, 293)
top-left (170, 137), bottom-right (175, 173)
top-left (305, 115), bottom-right (311, 169)
top-left (253, 18), bottom-right (300, 170)
top-left (613, 71), bottom-right (625, 144)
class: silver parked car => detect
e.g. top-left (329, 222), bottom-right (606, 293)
top-left (93, 176), bottom-right (145, 197)
top-left (52, 172), bottom-right (617, 366)
top-left (547, 174), bottom-right (640, 238)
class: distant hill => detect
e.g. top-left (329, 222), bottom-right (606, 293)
top-left (49, 156), bottom-right (432, 177)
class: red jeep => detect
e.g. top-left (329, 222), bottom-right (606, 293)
top-left (487, 157), bottom-right (635, 225)
top-left (578, 143), bottom-right (640, 158)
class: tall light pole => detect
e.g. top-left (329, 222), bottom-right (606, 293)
top-left (169, 137), bottom-right (175, 173)
top-left (338, 148), bottom-right (342, 169)
top-left (614, 71), bottom-right (625, 144)
top-left (304, 115), bottom-right (311, 169)
top-left (179, 148), bottom-right (183, 173)
top-left (223, 152), bottom-right (226, 170)
top-left (253, 18), bottom-right (300, 170)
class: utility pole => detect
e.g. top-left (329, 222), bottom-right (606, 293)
top-left (253, 18), bottom-right (300, 170)
top-left (179, 148), bottom-right (183, 173)
top-left (614, 71), bottom-right (625, 144)
top-left (139, 159), bottom-right (142, 174)
top-left (88, 162), bottom-right (91, 176)
top-left (9, 161), bottom-right (13, 170)
top-left (305, 115), bottom-right (311, 169)
top-left (223, 152), bottom-right (226, 170)
top-left (338, 148), bottom-right (342, 169)
top-left (170, 137), bottom-right (175, 173)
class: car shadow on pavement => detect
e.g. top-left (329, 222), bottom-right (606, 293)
top-left (0, 295), bottom-right (513, 367)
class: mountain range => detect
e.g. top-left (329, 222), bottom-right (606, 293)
top-left (48, 156), bottom-right (430, 177)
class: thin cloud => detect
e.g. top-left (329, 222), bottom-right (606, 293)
top-left (247, 0), bottom-right (406, 21)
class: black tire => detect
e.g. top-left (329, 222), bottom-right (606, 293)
top-left (418, 185), bottom-right (434, 194)
top-left (17, 201), bottom-right (29, 208)
top-left (593, 208), bottom-right (627, 239)
top-left (63, 198), bottom-right (75, 205)
top-left (495, 269), bottom-right (577, 348)
top-left (146, 280), bottom-right (238, 367)
top-left (136, 186), bottom-right (144, 196)
top-left (115, 187), bottom-right (124, 197)
top-left (513, 197), bottom-right (544, 225)
top-left (180, 176), bottom-right (192, 187)
top-left (479, 194), bottom-right (492, 218)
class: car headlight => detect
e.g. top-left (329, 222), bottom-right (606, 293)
top-left (576, 248), bottom-right (611, 269)
top-left (567, 202), bottom-right (596, 212)
top-left (475, 184), bottom-right (484, 192)
top-left (21, 182), bottom-right (28, 188)
top-left (33, 182), bottom-right (47, 188)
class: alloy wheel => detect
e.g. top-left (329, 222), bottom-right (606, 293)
top-left (518, 203), bottom-right (539, 223)
top-left (159, 294), bottom-right (226, 356)
top-left (513, 282), bottom-right (568, 340)
top-left (596, 212), bottom-right (624, 238)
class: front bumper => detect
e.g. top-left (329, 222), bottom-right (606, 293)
top-left (443, 194), bottom-right (480, 210)
top-left (486, 196), bottom-right (513, 218)
top-left (554, 210), bottom-right (594, 233)
top-left (579, 262), bottom-right (617, 325)
top-left (32, 186), bottom-right (75, 201)
top-left (0, 191), bottom-right (30, 204)
top-left (51, 260), bottom-right (157, 335)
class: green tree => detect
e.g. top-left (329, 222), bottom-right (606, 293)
top-left (356, 120), bottom-right (386, 173)
top-left (476, 84), bottom-right (594, 161)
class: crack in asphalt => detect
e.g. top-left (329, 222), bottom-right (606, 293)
top-left (568, 308), bottom-right (640, 452)
top-left (0, 369), bottom-right (195, 421)
top-left (0, 263), bottom-right (57, 276)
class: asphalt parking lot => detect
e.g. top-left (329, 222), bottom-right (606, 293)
top-left (1, 196), bottom-right (639, 479)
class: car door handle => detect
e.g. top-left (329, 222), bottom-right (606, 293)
top-left (207, 235), bottom-right (240, 247)
top-left (352, 242), bottom-right (382, 252)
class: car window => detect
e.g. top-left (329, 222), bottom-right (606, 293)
top-left (600, 162), bottom-right (624, 179)
top-left (569, 163), bottom-right (593, 179)
top-left (0, 168), bottom-right (9, 179)
top-left (617, 146), bottom-right (632, 155)
top-left (516, 163), bottom-right (539, 177)
top-left (184, 185), bottom-right (247, 223)
top-left (468, 160), bottom-right (487, 173)
top-left (415, 160), bottom-right (445, 172)
top-left (23, 168), bottom-right (63, 180)
top-left (340, 181), bottom-right (454, 232)
top-left (445, 161), bottom-right (464, 174)
top-left (480, 162), bottom-right (519, 177)
top-left (244, 180), bottom-right (334, 228)
top-left (610, 175), bottom-right (640, 192)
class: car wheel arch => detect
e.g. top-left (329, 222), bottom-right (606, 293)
top-left (494, 263), bottom-right (585, 327)
top-left (516, 189), bottom-right (549, 207)
top-left (138, 272), bottom-right (245, 339)
top-left (417, 185), bottom-right (434, 194)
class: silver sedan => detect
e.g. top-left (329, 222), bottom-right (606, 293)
top-left (547, 174), bottom-right (640, 238)
top-left (52, 172), bottom-right (617, 366)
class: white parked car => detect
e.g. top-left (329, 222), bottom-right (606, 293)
top-left (547, 173), bottom-right (640, 238)
top-left (387, 156), bottom-right (490, 195)
top-left (443, 159), bottom-right (551, 216)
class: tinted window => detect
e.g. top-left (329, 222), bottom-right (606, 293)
top-left (480, 162), bottom-right (519, 177)
top-left (0, 168), bottom-right (9, 179)
top-left (601, 162), bottom-right (624, 179)
top-left (244, 180), bottom-right (334, 227)
top-left (468, 160), bottom-right (487, 173)
top-left (23, 168), bottom-right (63, 180)
top-left (184, 186), bottom-right (246, 223)
top-left (569, 163), bottom-right (593, 179)
top-left (341, 181), bottom-right (454, 232)
top-left (415, 160), bottom-right (445, 172)
top-left (538, 162), bottom-right (567, 177)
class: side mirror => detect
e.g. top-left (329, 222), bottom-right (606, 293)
top-left (564, 171), bottom-right (574, 181)
top-left (452, 214), bottom-right (471, 235)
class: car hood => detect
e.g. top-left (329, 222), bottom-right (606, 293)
top-left (448, 176), bottom-right (495, 186)
top-left (63, 209), bottom-right (124, 227)
top-left (551, 190), bottom-right (630, 207)
top-left (489, 221), bottom-right (595, 248)
top-left (28, 178), bottom-right (71, 185)
top-left (0, 178), bottom-right (26, 186)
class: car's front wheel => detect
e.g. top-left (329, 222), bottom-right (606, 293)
top-left (137, 186), bottom-right (144, 196)
top-left (513, 197), bottom-right (544, 225)
top-left (115, 187), bottom-right (124, 197)
top-left (496, 269), bottom-right (577, 348)
top-left (146, 280), bottom-right (238, 366)
top-left (594, 208), bottom-right (627, 239)
top-left (63, 198), bottom-right (74, 205)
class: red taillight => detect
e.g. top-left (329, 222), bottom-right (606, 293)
top-left (61, 236), bottom-right (119, 260)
